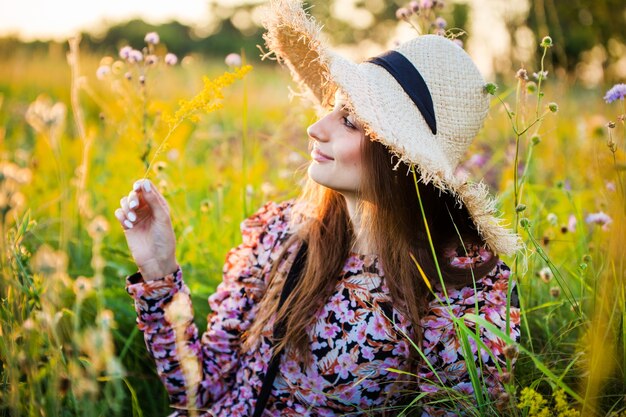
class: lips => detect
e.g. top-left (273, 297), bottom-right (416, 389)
top-left (312, 148), bottom-right (334, 162)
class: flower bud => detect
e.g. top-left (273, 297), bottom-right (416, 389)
top-left (516, 68), bottom-right (528, 81)
top-left (225, 53), bottom-right (242, 67)
top-left (484, 83), bottom-right (498, 95)
top-left (503, 344), bottom-right (519, 360)
top-left (531, 134), bottom-right (541, 145)
top-left (515, 204), bottom-right (526, 212)
top-left (165, 53), bottom-right (178, 66)
top-left (519, 218), bottom-right (530, 228)
top-left (548, 102), bottom-right (558, 113)
top-left (550, 287), bottom-right (561, 298)
top-left (540, 36), bottom-right (553, 48)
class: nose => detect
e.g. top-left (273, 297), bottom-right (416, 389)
top-left (307, 113), bottom-right (330, 143)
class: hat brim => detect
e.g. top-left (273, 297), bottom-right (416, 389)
top-left (262, 0), bottom-right (521, 256)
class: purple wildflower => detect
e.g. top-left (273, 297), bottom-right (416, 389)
top-left (144, 32), bottom-right (160, 45)
top-left (409, 1), bottom-right (420, 12)
top-left (585, 211), bottom-right (612, 230)
top-left (96, 65), bottom-right (111, 80)
top-left (435, 17), bottom-right (447, 29)
top-left (395, 7), bottom-right (411, 20)
top-left (119, 46), bottom-right (132, 60)
top-left (145, 54), bottom-right (158, 65)
top-left (128, 49), bottom-right (143, 63)
top-left (603, 83), bottom-right (626, 103)
top-left (421, 0), bottom-right (433, 8)
top-left (165, 53), bottom-right (178, 66)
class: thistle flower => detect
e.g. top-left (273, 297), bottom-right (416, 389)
top-left (395, 7), bottom-right (411, 20)
top-left (144, 31), bottom-right (160, 45)
top-left (435, 17), bottom-right (447, 29)
top-left (165, 53), bottom-right (178, 66)
top-left (603, 83), bottom-right (626, 103)
top-left (225, 53), bottom-right (242, 67)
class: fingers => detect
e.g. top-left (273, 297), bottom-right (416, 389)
top-left (132, 179), bottom-right (170, 221)
top-left (115, 206), bottom-right (134, 230)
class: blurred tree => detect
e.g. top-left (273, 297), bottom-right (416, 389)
top-left (527, 0), bottom-right (626, 73)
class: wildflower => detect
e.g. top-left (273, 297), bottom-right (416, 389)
top-left (165, 53), bottom-right (178, 66)
top-left (225, 53), bottom-right (242, 67)
top-left (582, 254), bottom-right (592, 262)
top-left (144, 31), bottom-right (160, 45)
top-left (517, 387), bottom-right (549, 416)
top-left (484, 83), bottom-right (498, 95)
top-left (154, 161), bottom-right (167, 172)
top-left (603, 83), bottom-right (626, 103)
top-left (421, 0), bottom-right (433, 9)
top-left (32, 244), bottom-right (68, 276)
top-left (167, 148), bottom-right (180, 161)
top-left (540, 36), bottom-right (553, 48)
top-left (533, 71), bottom-right (548, 81)
top-left (548, 102), bottom-right (558, 113)
top-left (200, 199), bottom-right (213, 213)
top-left (128, 49), bottom-right (143, 63)
top-left (139, 75), bottom-right (146, 85)
top-left (550, 287), bottom-right (560, 298)
top-left (434, 17), bottom-right (447, 29)
top-left (124, 71), bottom-right (132, 81)
top-left (546, 212), bottom-right (557, 226)
top-left (409, 1), bottom-right (420, 12)
top-left (585, 211), bottom-right (612, 230)
top-left (434, 0), bottom-right (444, 8)
top-left (538, 266), bottom-right (552, 283)
top-left (119, 46), bottom-right (132, 60)
top-left (145, 54), bottom-right (158, 65)
top-left (516, 68), bottom-right (528, 81)
top-left (96, 65), bottom-right (111, 80)
top-left (112, 60), bottom-right (125, 73)
top-left (395, 7), bottom-right (411, 20)
top-left (468, 152), bottom-right (487, 168)
top-left (73, 276), bottom-right (93, 299)
top-left (607, 121), bottom-right (616, 129)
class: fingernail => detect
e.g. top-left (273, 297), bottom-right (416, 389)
top-left (124, 220), bottom-right (133, 229)
top-left (133, 181), bottom-right (141, 191)
top-left (129, 199), bottom-right (138, 209)
top-left (128, 211), bottom-right (137, 222)
top-left (142, 180), bottom-right (151, 193)
top-left (114, 209), bottom-right (124, 222)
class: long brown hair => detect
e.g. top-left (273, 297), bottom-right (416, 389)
top-left (243, 135), bottom-right (499, 386)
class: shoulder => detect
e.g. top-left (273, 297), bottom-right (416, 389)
top-left (240, 199), bottom-right (296, 233)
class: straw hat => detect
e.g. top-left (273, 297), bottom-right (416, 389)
top-left (261, 0), bottom-right (521, 256)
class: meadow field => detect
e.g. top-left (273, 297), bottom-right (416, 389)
top-left (0, 35), bottom-right (624, 416)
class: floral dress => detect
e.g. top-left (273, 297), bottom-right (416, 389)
top-left (126, 200), bottom-right (520, 416)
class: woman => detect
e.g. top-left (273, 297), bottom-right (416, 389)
top-left (114, 1), bottom-right (521, 415)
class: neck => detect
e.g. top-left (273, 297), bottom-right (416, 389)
top-left (343, 194), bottom-right (373, 255)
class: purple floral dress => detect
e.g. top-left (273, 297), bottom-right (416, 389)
top-left (126, 200), bottom-right (520, 416)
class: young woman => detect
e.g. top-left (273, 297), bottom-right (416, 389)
top-left (115, 1), bottom-right (521, 415)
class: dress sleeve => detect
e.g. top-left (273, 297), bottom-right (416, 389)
top-left (417, 243), bottom-right (521, 416)
top-left (125, 200), bottom-right (292, 412)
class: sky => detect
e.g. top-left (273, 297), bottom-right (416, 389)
top-left (0, 0), bottom-right (229, 41)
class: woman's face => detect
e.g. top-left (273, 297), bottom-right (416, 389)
top-left (307, 93), bottom-right (365, 196)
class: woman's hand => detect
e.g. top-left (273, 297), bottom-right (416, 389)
top-left (114, 179), bottom-right (178, 281)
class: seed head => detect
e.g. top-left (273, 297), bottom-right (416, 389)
top-left (144, 31), bottom-right (160, 45)
top-left (607, 121), bottom-right (616, 129)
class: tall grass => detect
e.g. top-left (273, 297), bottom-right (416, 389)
top-left (0, 33), bottom-right (624, 416)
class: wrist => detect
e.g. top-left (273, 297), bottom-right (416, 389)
top-left (139, 259), bottom-right (179, 281)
